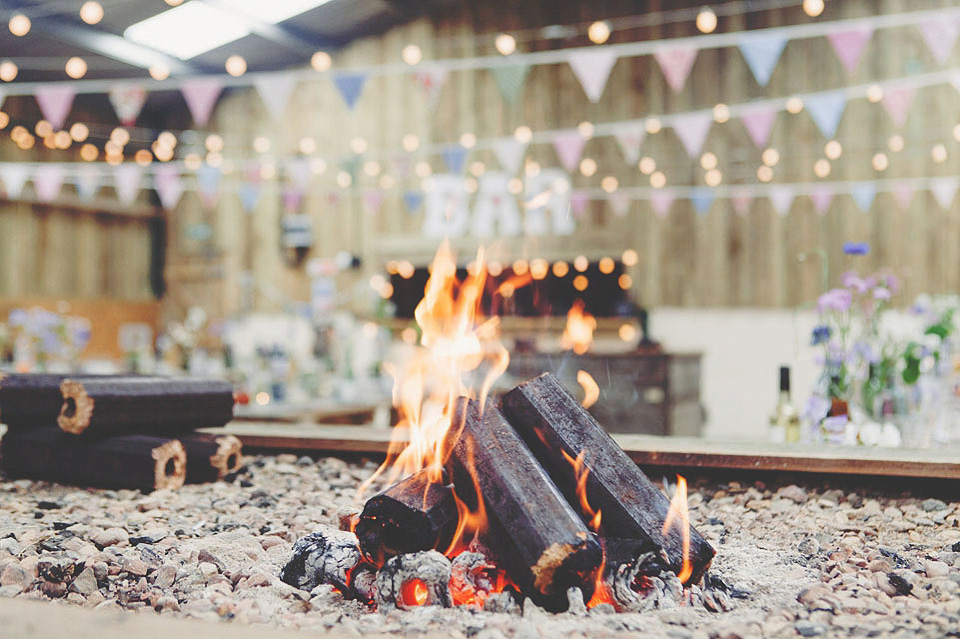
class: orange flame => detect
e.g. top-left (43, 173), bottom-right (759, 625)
top-left (661, 475), bottom-right (693, 585)
top-left (496, 272), bottom-right (533, 298)
top-left (576, 370), bottom-right (599, 409)
top-left (560, 300), bottom-right (596, 355)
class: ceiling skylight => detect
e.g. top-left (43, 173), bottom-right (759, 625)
top-left (124, 0), bottom-right (333, 60)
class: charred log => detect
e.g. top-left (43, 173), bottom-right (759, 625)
top-left (58, 377), bottom-right (234, 436)
top-left (376, 550), bottom-right (452, 610)
top-left (501, 373), bottom-right (715, 583)
top-left (0, 374), bottom-right (129, 430)
top-left (280, 525), bottom-right (375, 602)
top-left (446, 397), bottom-right (602, 612)
top-left (356, 469), bottom-right (457, 562)
top-left (178, 433), bottom-right (243, 483)
top-left (0, 428), bottom-right (185, 491)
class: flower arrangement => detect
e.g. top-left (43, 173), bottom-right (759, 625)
top-left (5, 307), bottom-right (92, 371)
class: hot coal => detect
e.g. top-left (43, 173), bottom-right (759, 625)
top-left (610, 550), bottom-right (684, 613)
top-left (280, 525), bottom-right (374, 600)
top-left (376, 550), bottom-right (452, 610)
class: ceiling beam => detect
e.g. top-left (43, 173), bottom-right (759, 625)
top-left (200, 0), bottom-right (336, 53)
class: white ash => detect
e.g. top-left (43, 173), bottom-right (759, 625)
top-left (0, 455), bottom-right (957, 638)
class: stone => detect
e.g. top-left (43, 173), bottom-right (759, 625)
top-left (199, 562), bottom-right (219, 580)
top-left (797, 538), bottom-right (820, 555)
top-left (795, 620), bottom-right (827, 637)
top-left (69, 567), bottom-right (99, 597)
top-left (90, 528), bottom-right (128, 548)
top-left (778, 485), bottom-right (808, 504)
top-left (925, 560), bottom-right (950, 578)
top-left (923, 499), bottom-right (948, 512)
top-left (153, 563), bottom-right (177, 589)
top-left (0, 563), bottom-right (31, 590)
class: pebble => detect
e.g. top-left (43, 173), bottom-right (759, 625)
top-left (90, 528), bottom-right (128, 548)
top-left (68, 567), bottom-right (99, 596)
top-left (794, 620), bottom-right (827, 636)
top-left (778, 485), bottom-right (808, 504)
top-left (922, 499), bottom-right (948, 512)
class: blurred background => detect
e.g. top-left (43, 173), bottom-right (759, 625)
top-left (1, 0), bottom-right (959, 447)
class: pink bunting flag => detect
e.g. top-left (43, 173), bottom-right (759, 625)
top-left (918, 19), bottom-right (960, 65)
top-left (363, 189), bottom-right (385, 215)
top-left (730, 188), bottom-right (752, 216)
top-left (253, 73), bottom-right (298, 120)
top-left (881, 86), bottom-right (916, 128)
top-left (670, 113), bottom-right (712, 158)
top-left (892, 182), bottom-right (915, 210)
top-left (769, 186), bottom-right (795, 216)
top-left (112, 164), bottom-right (143, 205)
top-left (739, 106), bottom-right (777, 148)
top-left (415, 66), bottom-right (449, 105)
top-left (154, 165), bottom-right (185, 210)
top-left (552, 130), bottom-right (587, 173)
top-left (34, 86), bottom-right (75, 130)
top-left (570, 190), bottom-right (589, 217)
top-left (650, 189), bottom-right (675, 219)
top-left (180, 78), bottom-right (223, 126)
top-left (33, 165), bottom-right (64, 202)
top-left (653, 47), bottom-right (697, 93)
top-left (930, 177), bottom-right (959, 209)
top-left (810, 187), bottom-right (834, 215)
top-left (827, 27), bottom-right (873, 75)
top-left (108, 85), bottom-right (148, 126)
top-left (568, 48), bottom-right (619, 103)
top-left (613, 124), bottom-right (645, 165)
top-left (609, 191), bottom-right (630, 217)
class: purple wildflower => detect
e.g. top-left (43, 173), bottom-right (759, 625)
top-left (841, 271), bottom-right (868, 294)
top-left (842, 242), bottom-right (870, 255)
top-left (811, 324), bottom-right (831, 345)
top-left (803, 395), bottom-right (831, 423)
top-left (873, 287), bottom-right (891, 301)
top-left (818, 288), bottom-right (852, 313)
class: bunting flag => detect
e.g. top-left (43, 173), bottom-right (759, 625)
top-left (238, 175), bottom-right (262, 214)
top-left (892, 182), bottom-right (915, 209)
top-left (570, 190), bottom-right (589, 217)
top-left (34, 85), bottom-right (75, 130)
top-left (253, 73), bottom-right (298, 120)
top-left (283, 186), bottom-right (302, 213)
top-left (285, 158), bottom-right (312, 193)
top-left (196, 165), bottom-right (221, 209)
top-left (390, 152), bottom-right (414, 178)
top-left (0, 165), bottom-right (30, 199)
top-left (74, 165), bottom-right (101, 200)
top-left (804, 90), bottom-right (847, 138)
top-left (929, 177), bottom-right (959, 209)
top-left (738, 32), bottom-right (787, 87)
top-left (730, 188), bottom-right (752, 216)
top-left (769, 185), bottom-right (795, 216)
top-left (849, 182), bottom-right (877, 212)
top-left (827, 27), bottom-right (874, 75)
top-left (332, 72), bottom-right (368, 110)
top-left (568, 49), bottom-right (619, 103)
top-left (154, 165), bottom-right (185, 210)
top-left (180, 78), bottom-right (223, 126)
top-left (492, 137), bottom-right (528, 175)
top-left (552, 130), bottom-right (587, 173)
top-left (691, 187), bottom-right (714, 216)
top-left (32, 165), bottom-right (64, 202)
top-left (112, 164), bottom-right (142, 205)
top-left (442, 145), bottom-right (469, 174)
top-left (671, 113), bottom-right (712, 158)
top-left (609, 191), bottom-right (630, 216)
top-left (653, 47), bottom-right (697, 93)
top-left (362, 188), bottom-right (384, 215)
top-left (402, 190), bottom-right (424, 213)
top-left (739, 106), bottom-right (777, 148)
top-left (108, 85), bottom-right (148, 126)
top-left (491, 64), bottom-right (530, 104)
top-left (810, 186), bottom-right (834, 215)
top-left (881, 86), bottom-right (916, 127)
top-left (650, 189), bottom-right (675, 219)
top-left (414, 66), bottom-right (449, 105)
top-left (918, 19), bottom-right (960, 65)
top-left (613, 124), bottom-right (645, 165)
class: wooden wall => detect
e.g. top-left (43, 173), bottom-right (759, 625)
top-left (30, 0), bottom-right (959, 320)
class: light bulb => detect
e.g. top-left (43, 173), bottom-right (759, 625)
top-left (65, 57), bottom-right (87, 79)
top-left (495, 33), bottom-right (516, 55)
top-left (696, 7), bottom-right (718, 33)
top-left (8, 14), bottom-right (30, 37)
top-left (588, 21), bottom-right (611, 44)
top-left (80, 2), bottom-right (104, 25)
top-left (225, 55), bottom-right (246, 76)
top-left (311, 51), bottom-right (331, 72)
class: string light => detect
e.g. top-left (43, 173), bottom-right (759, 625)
top-left (871, 152), bottom-right (888, 171)
top-left (487, 261), bottom-right (503, 277)
top-left (225, 55), bottom-right (247, 76)
top-left (469, 161), bottom-right (485, 177)
top-left (149, 64), bottom-right (170, 81)
top-left (866, 84), bottom-right (883, 103)
top-left (298, 136), bottom-right (317, 154)
top-left (579, 158), bottom-right (597, 177)
top-left (525, 160), bottom-right (541, 177)
top-left (402, 133), bottom-right (420, 152)
top-left (601, 176), bottom-right (619, 193)
top-left (253, 136), bottom-right (271, 153)
top-left (813, 158), bottom-right (831, 178)
top-left (587, 20), bottom-right (611, 44)
top-left (622, 249), bottom-right (638, 266)
top-left (69, 122), bottom-right (89, 142)
top-left (16, 133), bottom-right (35, 150)
top-left (35, 120), bottom-right (53, 137)
top-left (700, 152), bottom-right (718, 170)
top-left (931, 144), bottom-right (948, 163)
top-left (574, 255), bottom-right (589, 272)
top-left (762, 148), bottom-right (780, 166)
top-left (54, 131), bottom-right (71, 149)
top-left (415, 161), bottom-right (432, 178)
top-left (696, 7), bottom-right (718, 33)
top-left (638, 157), bottom-right (656, 175)
top-left (110, 127), bottom-right (130, 146)
top-left (80, 2), bottom-right (104, 25)
top-left (713, 103), bottom-right (730, 123)
top-left (10, 125), bottom-right (27, 142)
top-left (65, 57), bottom-right (87, 79)
top-left (705, 169), bottom-right (722, 186)
top-left (598, 257), bottom-right (615, 274)
top-left (42, 134), bottom-right (57, 150)
top-left (79, 143), bottom-right (98, 161)
top-left (530, 259), bottom-right (549, 280)
top-left (785, 96), bottom-right (804, 114)
top-left (495, 33), bottom-right (517, 55)
top-left (311, 51), bottom-right (331, 72)
top-left (184, 153), bottom-right (202, 171)
top-left (8, 14), bottom-right (30, 37)
top-left (0, 60), bottom-right (17, 82)
top-left (619, 323), bottom-right (638, 342)
top-left (618, 274), bottom-right (633, 290)
top-left (514, 125), bottom-right (532, 143)
top-left (205, 133), bottom-right (224, 153)
top-left (802, 0), bottom-right (825, 17)
top-left (644, 117), bottom-right (662, 134)
top-left (153, 145), bottom-right (174, 162)
top-left (460, 132), bottom-right (476, 148)
top-left (650, 171), bottom-right (666, 188)
top-left (577, 121), bottom-right (595, 139)
top-left (135, 149), bottom-right (153, 166)
top-left (379, 174), bottom-right (395, 189)
top-left (260, 162), bottom-right (276, 180)
top-left (0, 112), bottom-right (8, 129)
top-left (397, 261), bottom-right (415, 279)
top-left (310, 158), bottom-right (327, 174)
top-left (508, 177), bottom-right (523, 194)
top-left (573, 275), bottom-right (589, 291)
top-left (402, 44), bottom-right (422, 65)
top-left (953, 124), bottom-right (960, 143)
top-left (512, 259), bottom-right (529, 275)
top-left (364, 160), bottom-right (381, 176)
top-left (887, 134), bottom-right (904, 152)
top-left (157, 131), bottom-right (177, 148)
top-left (552, 261), bottom-right (569, 278)
top-left (757, 165), bottom-right (773, 182)
top-left (350, 137), bottom-right (368, 154)
top-left (336, 171), bottom-right (352, 188)
top-left (824, 140), bottom-right (842, 160)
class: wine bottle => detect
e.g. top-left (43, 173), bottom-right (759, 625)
top-left (769, 366), bottom-right (801, 443)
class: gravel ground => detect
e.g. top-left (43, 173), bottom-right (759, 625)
top-left (1, 453), bottom-right (960, 639)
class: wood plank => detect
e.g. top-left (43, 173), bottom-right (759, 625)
top-left (201, 422), bottom-right (960, 479)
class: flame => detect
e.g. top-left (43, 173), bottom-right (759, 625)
top-left (577, 370), bottom-right (599, 409)
top-left (496, 272), bottom-right (533, 298)
top-left (661, 475), bottom-right (693, 585)
top-left (401, 579), bottom-right (429, 606)
top-left (560, 300), bottom-right (596, 355)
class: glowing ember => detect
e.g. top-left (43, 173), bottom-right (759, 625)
top-left (560, 300), bottom-right (596, 355)
top-left (401, 578), bottom-right (429, 606)
top-left (662, 475), bottom-right (694, 585)
top-left (577, 370), bottom-right (599, 409)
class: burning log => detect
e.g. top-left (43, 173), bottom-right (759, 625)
top-left (446, 397), bottom-right (602, 612)
top-left (178, 433), bottom-right (243, 483)
top-left (0, 428), bottom-right (185, 491)
top-left (280, 525), bottom-right (376, 602)
top-left (58, 377), bottom-right (234, 436)
top-left (355, 469), bottom-right (458, 562)
top-left (376, 550), bottom-right (452, 609)
top-left (501, 373), bottom-right (715, 584)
